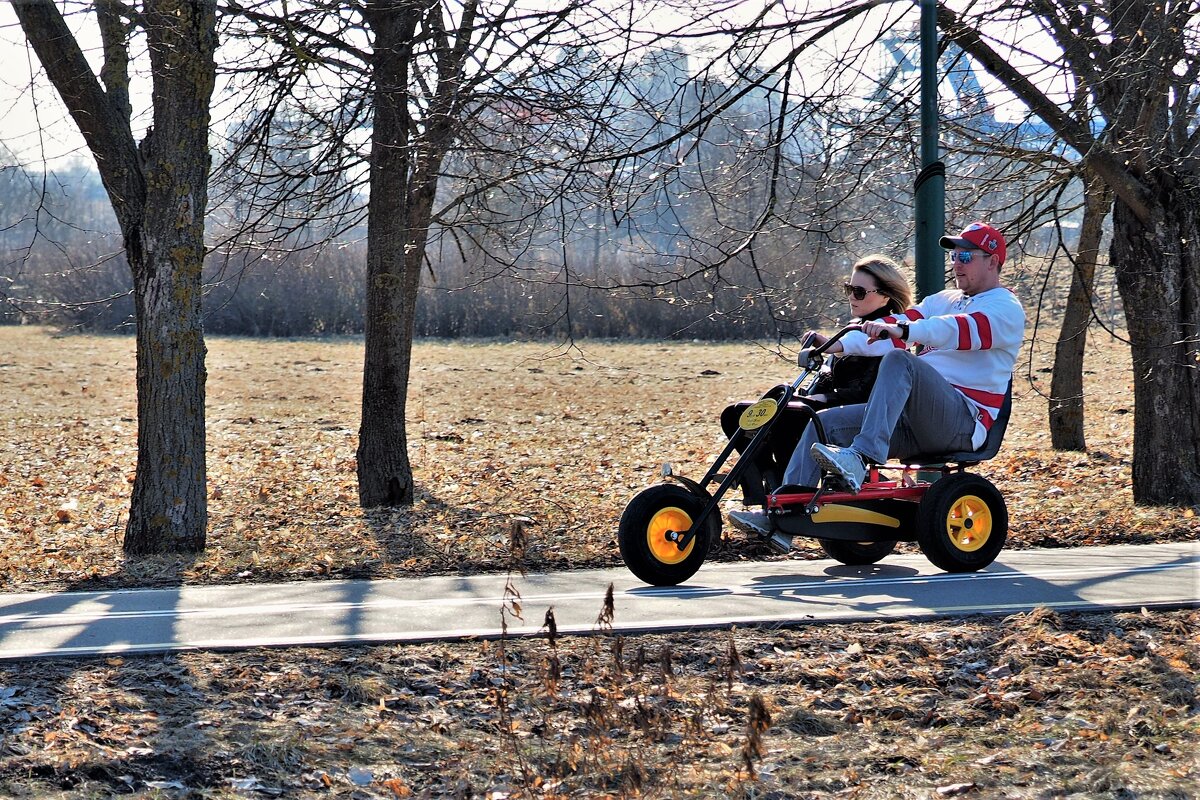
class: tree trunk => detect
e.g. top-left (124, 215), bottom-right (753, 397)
top-left (358, 0), bottom-right (467, 507)
top-left (16, 0), bottom-right (216, 553)
top-left (125, 0), bottom-right (217, 553)
top-left (1049, 176), bottom-right (1111, 451)
top-left (1110, 191), bottom-right (1200, 505)
top-left (357, 1), bottom-right (426, 507)
top-left (126, 257), bottom-right (209, 553)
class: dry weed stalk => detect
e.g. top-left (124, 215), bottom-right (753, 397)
top-left (619, 759), bottom-right (646, 796)
top-left (507, 517), bottom-right (528, 576)
top-left (585, 686), bottom-right (610, 729)
top-left (611, 635), bottom-right (625, 677)
top-left (741, 693), bottom-right (772, 779)
top-left (659, 645), bottom-right (675, 684)
top-left (542, 608), bottom-right (561, 696)
top-left (493, 524), bottom-right (535, 793)
top-left (725, 629), bottom-right (744, 693)
top-left (596, 582), bottom-right (615, 629)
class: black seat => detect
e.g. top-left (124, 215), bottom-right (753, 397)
top-left (906, 380), bottom-right (1013, 466)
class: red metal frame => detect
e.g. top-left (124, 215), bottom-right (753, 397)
top-left (766, 464), bottom-right (948, 511)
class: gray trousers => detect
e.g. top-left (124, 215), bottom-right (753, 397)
top-left (782, 349), bottom-right (977, 487)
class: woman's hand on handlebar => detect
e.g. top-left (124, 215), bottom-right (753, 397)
top-left (801, 330), bottom-right (829, 348)
top-left (800, 324), bottom-right (860, 366)
top-left (805, 329), bottom-right (845, 355)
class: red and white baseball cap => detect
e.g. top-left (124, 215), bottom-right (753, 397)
top-left (940, 222), bottom-right (1006, 264)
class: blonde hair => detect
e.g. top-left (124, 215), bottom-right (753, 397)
top-left (852, 254), bottom-right (912, 315)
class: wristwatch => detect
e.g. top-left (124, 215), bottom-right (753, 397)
top-left (896, 321), bottom-right (910, 341)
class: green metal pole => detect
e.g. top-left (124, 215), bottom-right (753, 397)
top-left (914, 0), bottom-right (945, 299)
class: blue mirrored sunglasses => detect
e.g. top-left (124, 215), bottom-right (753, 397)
top-left (949, 249), bottom-right (986, 264)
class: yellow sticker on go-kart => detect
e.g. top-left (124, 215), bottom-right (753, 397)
top-left (738, 399), bottom-right (777, 431)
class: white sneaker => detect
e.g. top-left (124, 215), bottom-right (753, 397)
top-left (810, 443), bottom-right (868, 494)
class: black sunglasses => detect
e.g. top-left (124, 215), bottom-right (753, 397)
top-left (842, 283), bottom-right (884, 301)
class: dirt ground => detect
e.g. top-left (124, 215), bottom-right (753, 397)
top-left (0, 325), bottom-right (1196, 798)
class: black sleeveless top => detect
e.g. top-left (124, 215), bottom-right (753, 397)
top-left (805, 306), bottom-right (896, 408)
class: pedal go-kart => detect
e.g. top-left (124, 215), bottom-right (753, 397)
top-left (618, 326), bottom-right (1012, 586)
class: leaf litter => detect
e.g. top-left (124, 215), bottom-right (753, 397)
top-left (0, 327), bottom-right (1192, 593)
top-left (0, 326), bottom-right (1195, 797)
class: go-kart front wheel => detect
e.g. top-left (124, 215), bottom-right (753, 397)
top-left (619, 484), bottom-right (717, 586)
top-left (916, 473), bottom-right (1007, 572)
top-left (818, 538), bottom-right (896, 566)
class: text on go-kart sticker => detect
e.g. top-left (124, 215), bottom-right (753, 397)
top-left (738, 399), bottom-right (778, 431)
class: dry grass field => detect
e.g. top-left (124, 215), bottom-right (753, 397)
top-left (0, 326), bottom-right (1195, 592)
top-left (0, 325), bottom-right (1195, 798)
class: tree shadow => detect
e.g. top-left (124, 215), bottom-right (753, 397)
top-left (359, 480), bottom-right (560, 580)
top-left (0, 555), bottom-right (217, 793)
top-left (0, 553), bottom-right (429, 793)
top-left (738, 551), bottom-right (1198, 621)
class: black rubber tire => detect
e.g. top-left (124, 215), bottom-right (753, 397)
top-left (916, 473), bottom-right (1007, 572)
top-left (818, 538), bottom-right (897, 565)
top-left (618, 484), bottom-right (717, 586)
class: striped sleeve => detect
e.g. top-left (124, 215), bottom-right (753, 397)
top-left (906, 292), bottom-right (1020, 353)
top-left (947, 311), bottom-right (995, 350)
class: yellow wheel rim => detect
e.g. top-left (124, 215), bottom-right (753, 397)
top-left (646, 506), bottom-right (695, 565)
top-left (946, 494), bottom-right (993, 552)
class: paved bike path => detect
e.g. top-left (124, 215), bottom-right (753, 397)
top-left (0, 541), bottom-right (1194, 660)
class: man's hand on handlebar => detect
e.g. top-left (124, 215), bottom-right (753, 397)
top-left (860, 320), bottom-right (904, 342)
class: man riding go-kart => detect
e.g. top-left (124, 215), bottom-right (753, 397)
top-left (618, 222), bottom-right (1025, 586)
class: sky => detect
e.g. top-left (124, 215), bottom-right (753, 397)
top-left (0, 2), bottom-right (99, 169)
top-left (0, 0), bottom-right (1052, 172)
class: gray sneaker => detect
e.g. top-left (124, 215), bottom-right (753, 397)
top-left (763, 530), bottom-right (794, 554)
top-left (728, 509), bottom-right (772, 536)
top-left (728, 510), bottom-right (793, 554)
top-left (810, 443), bottom-right (868, 494)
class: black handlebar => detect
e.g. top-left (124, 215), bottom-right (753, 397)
top-left (808, 324), bottom-right (862, 357)
top-left (795, 324), bottom-right (863, 373)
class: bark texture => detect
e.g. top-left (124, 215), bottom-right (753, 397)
top-left (15, 0), bottom-right (217, 551)
top-left (1049, 177), bottom-right (1111, 451)
top-left (1111, 191), bottom-right (1200, 504)
top-left (357, 0), bottom-right (470, 507)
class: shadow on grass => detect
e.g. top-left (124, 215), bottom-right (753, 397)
top-left (0, 554), bottom-right (225, 795)
top-left (358, 481), bottom-right (611, 580)
top-left (0, 551), bottom-right (439, 794)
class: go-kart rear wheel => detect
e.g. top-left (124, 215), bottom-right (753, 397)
top-left (619, 484), bottom-right (716, 586)
top-left (916, 473), bottom-right (1007, 572)
top-left (818, 538), bottom-right (896, 565)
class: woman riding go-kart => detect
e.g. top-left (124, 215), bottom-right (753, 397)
top-left (718, 255), bottom-right (912, 510)
top-left (618, 325), bottom-right (1013, 586)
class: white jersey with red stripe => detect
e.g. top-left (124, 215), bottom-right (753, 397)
top-left (838, 286), bottom-right (1026, 448)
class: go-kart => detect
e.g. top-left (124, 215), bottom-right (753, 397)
top-left (618, 326), bottom-right (1012, 586)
